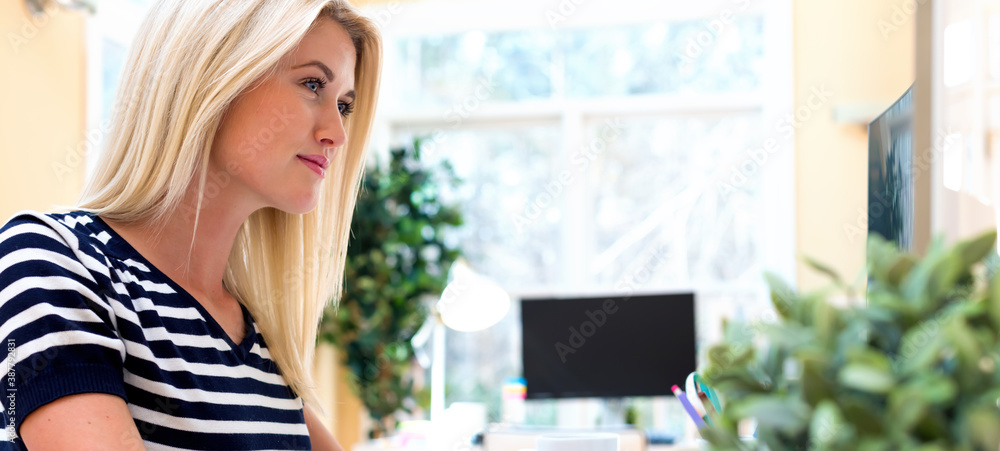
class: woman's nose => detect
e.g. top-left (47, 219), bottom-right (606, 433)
top-left (316, 108), bottom-right (347, 149)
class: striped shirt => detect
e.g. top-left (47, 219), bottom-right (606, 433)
top-left (0, 211), bottom-right (311, 450)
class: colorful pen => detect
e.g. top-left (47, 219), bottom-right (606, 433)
top-left (694, 373), bottom-right (723, 414)
top-left (672, 385), bottom-right (706, 428)
top-left (698, 390), bottom-right (720, 423)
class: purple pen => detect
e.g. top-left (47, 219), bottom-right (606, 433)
top-left (672, 385), bottom-right (707, 428)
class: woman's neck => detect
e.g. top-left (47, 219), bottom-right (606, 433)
top-left (102, 182), bottom-right (258, 304)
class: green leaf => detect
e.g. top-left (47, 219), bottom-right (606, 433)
top-left (707, 344), bottom-right (754, 369)
top-left (907, 374), bottom-right (957, 405)
top-left (809, 400), bottom-right (853, 450)
top-left (986, 276), bottom-right (1000, 330)
top-left (812, 299), bottom-right (839, 345)
top-left (804, 256), bottom-right (845, 287)
top-left (841, 397), bottom-right (885, 435)
top-left (887, 392), bottom-right (927, 433)
top-left (838, 363), bottom-right (894, 393)
top-left (730, 396), bottom-right (811, 435)
top-left (895, 328), bottom-right (943, 376)
top-left (699, 426), bottom-right (744, 450)
top-left (927, 254), bottom-right (964, 303)
top-left (885, 255), bottom-right (917, 287)
top-left (867, 234), bottom-right (905, 287)
top-left (800, 359), bottom-right (835, 406)
top-left (856, 438), bottom-right (892, 451)
top-left (765, 272), bottom-right (797, 321)
top-left (955, 230), bottom-right (997, 268)
top-left (963, 407), bottom-right (1000, 450)
top-left (845, 347), bottom-right (892, 371)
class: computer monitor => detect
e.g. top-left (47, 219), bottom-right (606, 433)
top-left (520, 292), bottom-right (696, 399)
top-left (868, 84), bottom-right (915, 251)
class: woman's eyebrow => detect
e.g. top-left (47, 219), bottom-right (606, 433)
top-left (292, 60), bottom-right (334, 81)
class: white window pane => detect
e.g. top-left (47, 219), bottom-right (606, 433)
top-left (584, 115), bottom-right (764, 287)
top-left (397, 126), bottom-right (564, 290)
top-left (395, 31), bottom-right (557, 107)
top-left (100, 38), bottom-right (127, 123)
top-left (392, 15), bottom-right (765, 108)
top-left (563, 16), bottom-right (764, 97)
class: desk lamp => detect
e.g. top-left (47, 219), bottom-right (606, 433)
top-left (412, 259), bottom-right (510, 422)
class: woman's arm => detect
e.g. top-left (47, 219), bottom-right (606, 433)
top-left (20, 393), bottom-right (146, 450)
top-left (304, 403), bottom-right (345, 451)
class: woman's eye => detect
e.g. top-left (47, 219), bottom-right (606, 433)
top-left (303, 78), bottom-right (326, 93)
top-left (339, 101), bottom-right (355, 117)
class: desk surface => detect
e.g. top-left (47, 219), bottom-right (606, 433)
top-left (352, 441), bottom-right (702, 451)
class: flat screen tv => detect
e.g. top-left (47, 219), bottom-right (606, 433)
top-left (520, 292), bottom-right (696, 399)
top-left (868, 84), bottom-right (915, 251)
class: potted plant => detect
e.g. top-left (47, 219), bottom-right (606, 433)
top-left (700, 230), bottom-right (1000, 450)
top-left (318, 139), bottom-right (463, 437)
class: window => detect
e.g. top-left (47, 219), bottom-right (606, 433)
top-left (84, 0), bottom-right (155, 178)
top-left (371, 0), bottom-right (795, 429)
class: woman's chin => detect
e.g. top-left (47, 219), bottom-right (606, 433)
top-left (283, 203), bottom-right (319, 216)
top-left (274, 194), bottom-right (320, 215)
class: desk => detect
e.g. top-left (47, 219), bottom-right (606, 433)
top-left (352, 440), bottom-right (703, 451)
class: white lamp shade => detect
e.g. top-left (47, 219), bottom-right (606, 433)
top-left (436, 261), bottom-right (510, 332)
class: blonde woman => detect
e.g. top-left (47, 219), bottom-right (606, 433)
top-left (0, 0), bottom-right (380, 449)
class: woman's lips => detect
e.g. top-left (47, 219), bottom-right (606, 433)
top-left (297, 154), bottom-right (329, 177)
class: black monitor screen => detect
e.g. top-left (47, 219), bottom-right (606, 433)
top-left (868, 84), bottom-right (914, 251)
top-left (521, 292), bottom-right (696, 399)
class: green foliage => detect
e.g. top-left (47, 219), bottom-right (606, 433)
top-left (318, 139), bottom-right (463, 437)
top-left (701, 230), bottom-right (1000, 451)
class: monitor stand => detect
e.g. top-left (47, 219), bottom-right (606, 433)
top-left (598, 397), bottom-right (627, 427)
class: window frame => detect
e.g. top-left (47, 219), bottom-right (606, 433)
top-left (365, 0), bottom-right (797, 298)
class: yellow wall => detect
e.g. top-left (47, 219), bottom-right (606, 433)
top-left (793, 0), bottom-right (914, 291)
top-left (0, 1), bottom-right (87, 220)
top-left (314, 343), bottom-right (367, 448)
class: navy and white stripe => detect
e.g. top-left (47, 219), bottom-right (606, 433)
top-left (0, 211), bottom-right (311, 450)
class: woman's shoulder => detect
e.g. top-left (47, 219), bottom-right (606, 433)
top-left (1, 209), bottom-right (105, 250)
top-left (0, 210), bottom-right (117, 279)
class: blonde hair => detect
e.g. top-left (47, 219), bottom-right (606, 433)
top-left (77, 0), bottom-right (381, 409)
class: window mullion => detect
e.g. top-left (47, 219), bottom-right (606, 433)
top-left (561, 110), bottom-right (589, 289)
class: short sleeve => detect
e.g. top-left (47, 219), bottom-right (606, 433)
top-left (0, 213), bottom-right (127, 441)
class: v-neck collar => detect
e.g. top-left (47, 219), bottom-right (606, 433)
top-left (90, 213), bottom-right (257, 360)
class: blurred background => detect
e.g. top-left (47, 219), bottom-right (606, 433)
top-left (1, 0), bottom-right (916, 448)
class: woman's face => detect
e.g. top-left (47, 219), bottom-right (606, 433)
top-left (209, 18), bottom-right (357, 215)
